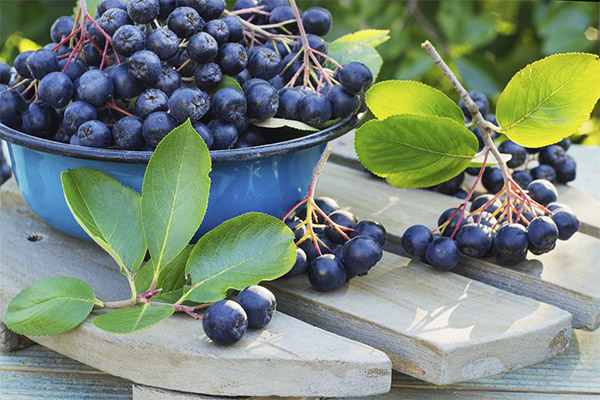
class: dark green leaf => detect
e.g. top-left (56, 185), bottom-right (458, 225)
top-left (497, 53), bottom-right (600, 147)
top-left (183, 213), bottom-right (295, 303)
top-left (62, 168), bottom-right (146, 275)
top-left (92, 304), bottom-right (174, 334)
top-left (354, 114), bottom-right (479, 188)
top-left (141, 120), bottom-right (211, 274)
top-left (366, 80), bottom-right (464, 122)
top-left (327, 41), bottom-right (383, 78)
top-left (4, 277), bottom-right (96, 336)
top-left (135, 245), bottom-right (193, 294)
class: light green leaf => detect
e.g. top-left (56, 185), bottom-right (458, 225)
top-left (333, 29), bottom-right (391, 48)
top-left (355, 114), bottom-right (479, 188)
top-left (251, 117), bottom-right (319, 132)
top-left (92, 304), bottom-right (174, 334)
top-left (142, 120), bottom-right (211, 274)
top-left (208, 75), bottom-right (243, 95)
top-left (366, 80), bottom-right (464, 123)
top-left (4, 277), bottom-right (96, 336)
top-left (496, 53), bottom-right (600, 147)
top-left (327, 41), bottom-right (383, 78)
top-left (135, 245), bottom-right (193, 294)
top-left (183, 213), bottom-right (295, 303)
top-left (469, 152), bottom-right (512, 168)
top-left (62, 168), bottom-right (146, 275)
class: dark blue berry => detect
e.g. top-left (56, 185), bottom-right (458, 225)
top-left (324, 210), bottom-right (356, 245)
top-left (512, 170), bottom-right (533, 189)
top-left (425, 237), bottom-right (460, 271)
top-left (0, 62), bottom-right (10, 85)
top-left (459, 91), bottom-right (488, 119)
top-left (284, 217), bottom-right (307, 243)
top-left (236, 286), bottom-right (276, 329)
top-left (308, 254), bottom-right (346, 292)
top-left (14, 50), bottom-right (34, 79)
top-left (482, 167), bottom-right (504, 194)
top-left (59, 59), bottom-right (86, 81)
top-left (152, 65), bottom-right (182, 96)
top-left (192, 121), bottom-right (213, 148)
top-left (299, 236), bottom-right (333, 264)
top-left (202, 299), bottom-right (247, 345)
top-left (113, 116), bottom-right (145, 150)
top-left (232, 115), bottom-right (249, 134)
top-left (194, 62), bottom-right (222, 91)
top-left (98, 7), bottom-right (132, 36)
top-left (527, 216), bottom-right (558, 255)
top-left (187, 31), bottom-right (219, 63)
top-left (350, 220), bottom-right (386, 246)
top-left (284, 247), bottom-right (308, 278)
top-left (341, 235), bottom-right (382, 274)
top-left (51, 124), bottom-right (70, 143)
top-left (472, 211), bottom-right (497, 228)
top-left (112, 25), bottom-right (146, 57)
top-left (207, 119), bottom-right (238, 149)
top-left (269, 6), bottom-right (299, 34)
top-left (432, 172), bottom-right (464, 195)
top-left (96, 0), bottom-right (127, 16)
top-left (158, 0), bottom-right (177, 19)
top-left (338, 62), bottom-right (373, 96)
top-left (217, 42), bottom-right (248, 75)
top-left (127, 0), bottom-right (159, 23)
top-left (456, 223), bottom-right (492, 258)
top-left (234, 0), bottom-right (260, 21)
top-left (551, 210), bottom-right (579, 240)
top-left (63, 101), bottom-right (97, 135)
top-left (547, 202), bottom-right (571, 213)
top-left (280, 52), bottom-right (302, 82)
top-left (492, 223), bottom-right (528, 265)
top-left (531, 164), bottom-right (557, 182)
top-left (248, 47), bottom-right (281, 80)
top-left (176, 0), bottom-right (207, 14)
top-left (246, 82), bottom-right (279, 120)
top-left (136, 89), bottom-right (169, 119)
top-left (128, 50), bottom-right (162, 83)
top-left (168, 50), bottom-right (198, 77)
top-left (527, 179), bottom-right (558, 206)
top-left (222, 15), bottom-right (244, 42)
top-left (242, 78), bottom-right (268, 92)
top-left (539, 145), bottom-right (567, 171)
top-left (258, 0), bottom-right (287, 12)
top-left (108, 63), bottom-right (144, 99)
top-left (37, 72), bottom-right (73, 109)
top-left (147, 28), bottom-right (181, 60)
top-left (299, 93), bottom-right (331, 127)
top-left (169, 87), bottom-right (210, 123)
top-left (168, 6), bottom-right (204, 38)
top-left (200, 0), bottom-right (225, 20)
top-left (77, 69), bottom-right (114, 106)
top-left (556, 137), bottom-right (571, 151)
top-left (276, 87), bottom-right (304, 120)
top-left (142, 111), bottom-right (177, 147)
top-left (204, 19), bottom-right (229, 45)
top-left (438, 208), bottom-right (473, 237)
top-left (26, 49), bottom-right (59, 80)
top-left (77, 120), bottom-right (112, 148)
top-left (212, 87), bottom-right (246, 123)
top-left (499, 140), bottom-right (527, 168)
top-left (302, 7), bottom-right (331, 36)
top-left (556, 156), bottom-right (576, 183)
top-left (50, 16), bottom-right (76, 43)
top-left (326, 85), bottom-right (359, 119)
top-left (21, 101), bottom-right (58, 137)
top-left (314, 197), bottom-right (339, 218)
top-left (82, 43), bottom-right (103, 67)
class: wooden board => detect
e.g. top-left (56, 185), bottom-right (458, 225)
top-left (330, 131), bottom-right (600, 239)
top-left (313, 161), bottom-right (600, 330)
top-left (0, 206), bottom-right (392, 398)
top-left (266, 251), bottom-right (572, 385)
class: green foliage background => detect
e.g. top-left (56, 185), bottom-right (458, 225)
top-left (0, 0), bottom-right (598, 143)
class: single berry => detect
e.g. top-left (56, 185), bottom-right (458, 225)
top-left (277, 87), bottom-right (304, 120)
top-left (551, 210), bottom-right (579, 240)
top-left (169, 87), bottom-right (210, 123)
top-left (200, 0), bottom-right (226, 20)
top-left (202, 299), bottom-right (248, 345)
top-left (456, 223), bottom-right (492, 258)
top-left (341, 235), bottom-right (383, 274)
top-left (112, 25), bottom-right (146, 57)
top-left (77, 70), bottom-right (114, 106)
top-left (338, 62), bottom-right (373, 95)
top-left (127, 0), bottom-right (160, 23)
top-left (246, 82), bottom-right (279, 120)
top-left (63, 101), bottom-right (97, 135)
top-left (77, 120), bottom-right (112, 148)
top-left (136, 89), bottom-right (169, 119)
top-left (192, 121), bottom-right (213, 148)
top-left (236, 285), bottom-right (276, 329)
top-left (512, 170), bottom-right (533, 189)
top-left (351, 220), bottom-right (386, 246)
top-left (425, 237), bottom-right (460, 271)
top-left (308, 254), bottom-right (346, 292)
top-left (438, 208), bottom-right (473, 237)
top-left (248, 47), bottom-right (281, 80)
top-left (207, 119), bottom-right (238, 149)
top-left (269, 6), bottom-right (299, 34)
top-left (0, 90), bottom-right (27, 128)
top-left (128, 50), bottom-right (163, 83)
top-left (482, 167), bottom-right (504, 194)
top-left (14, 50), bottom-right (34, 79)
top-left (217, 42), bottom-right (248, 75)
top-left (146, 28), bottom-right (181, 60)
top-left (26, 49), bottom-right (59, 80)
top-left (168, 6), bottom-right (204, 38)
top-left (37, 72), bottom-right (73, 109)
top-left (498, 140), bottom-right (527, 168)
top-left (212, 87), bottom-right (247, 122)
top-left (327, 85), bottom-right (359, 119)
top-left (222, 15), bottom-right (244, 42)
top-left (98, 7), bottom-right (132, 36)
top-left (113, 116), bottom-right (145, 150)
top-left (142, 111), bottom-right (177, 148)
top-left (204, 19), bottom-right (229, 45)
top-left (152, 65), bottom-right (182, 96)
top-left (187, 31), bottom-right (218, 63)
top-left (108, 63), bottom-right (144, 99)
top-left (22, 101), bottom-right (59, 138)
top-left (531, 164), bottom-right (557, 182)
top-left (556, 156), bottom-right (576, 184)
top-left (96, 0), bottom-right (127, 16)
top-left (492, 223), bottom-right (529, 265)
top-left (194, 62), bottom-right (222, 91)
top-left (324, 210), bottom-right (357, 245)
top-left (527, 179), bottom-right (558, 206)
top-left (302, 7), bottom-right (332, 36)
top-left (299, 93), bottom-right (331, 127)
top-left (284, 247), bottom-right (308, 278)
top-left (539, 145), bottom-right (567, 171)
top-left (527, 216), bottom-right (558, 255)
top-left (50, 16), bottom-right (76, 43)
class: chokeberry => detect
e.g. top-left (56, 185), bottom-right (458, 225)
top-left (202, 300), bottom-right (248, 345)
top-left (113, 116), bottom-right (145, 150)
top-left (236, 286), bottom-right (276, 329)
top-left (425, 237), bottom-right (460, 271)
top-left (77, 120), bottom-right (112, 148)
top-left (338, 62), bottom-right (373, 95)
top-left (308, 254), bottom-right (346, 292)
top-left (169, 87), bottom-right (210, 123)
top-left (341, 235), bottom-right (382, 274)
top-left (492, 223), bottom-right (529, 265)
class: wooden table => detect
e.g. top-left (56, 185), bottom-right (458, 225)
top-left (1, 142), bottom-right (599, 399)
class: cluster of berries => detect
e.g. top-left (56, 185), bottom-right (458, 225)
top-left (202, 285), bottom-right (276, 345)
top-left (283, 197), bottom-right (386, 292)
top-left (0, 0), bottom-right (372, 151)
top-left (402, 179), bottom-right (580, 270)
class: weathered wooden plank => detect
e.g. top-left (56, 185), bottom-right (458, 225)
top-left (329, 131), bottom-right (600, 239)
top-left (315, 161), bottom-right (600, 330)
top-left (266, 249), bottom-right (572, 385)
top-left (0, 206), bottom-right (391, 398)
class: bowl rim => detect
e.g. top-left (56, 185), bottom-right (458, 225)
top-left (0, 113), bottom-right (364, 164)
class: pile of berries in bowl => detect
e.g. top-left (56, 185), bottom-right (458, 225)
top-left (0, 0), bottom-right (373, 240)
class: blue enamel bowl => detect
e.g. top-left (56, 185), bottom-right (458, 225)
top-left (0, 114), bottom-right (361, 241)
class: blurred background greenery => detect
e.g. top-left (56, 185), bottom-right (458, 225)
top-left (0, 0), bottom-right (598, 143)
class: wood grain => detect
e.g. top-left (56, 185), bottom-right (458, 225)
top-left (0, 206), bottom-right (391, 398)
top-left (314, 161), bottom-right (600, 330)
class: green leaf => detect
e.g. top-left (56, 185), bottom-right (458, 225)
top-left (142, 120), bottom-right (211, 273)
top-left (135, 245), bottom-right (193, 294)
top-left (366, 80), bottom-right (464, 123)
top-left (496, 53), bottom-right (600, 147)
top-left (92, 304), bottom-right (174, 334)
top-left (333, 29), bottom-right (391, 48)
top-left (251, 117), bottom-right (319, 132)
top-left (184, 213), bottom-right (295, 303)
top-left (469, 152), bottom-right (512, 168)
top-left (354, 114), bottom-right (479, 188)
top-left (208, 75), bottom-right (243, 95)
top-left (4, 277), bottom-right (96, 336)
top-left (326, 41), bottom-right (383, 78)
top-left (62, 168), bottom-right (146, 275)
